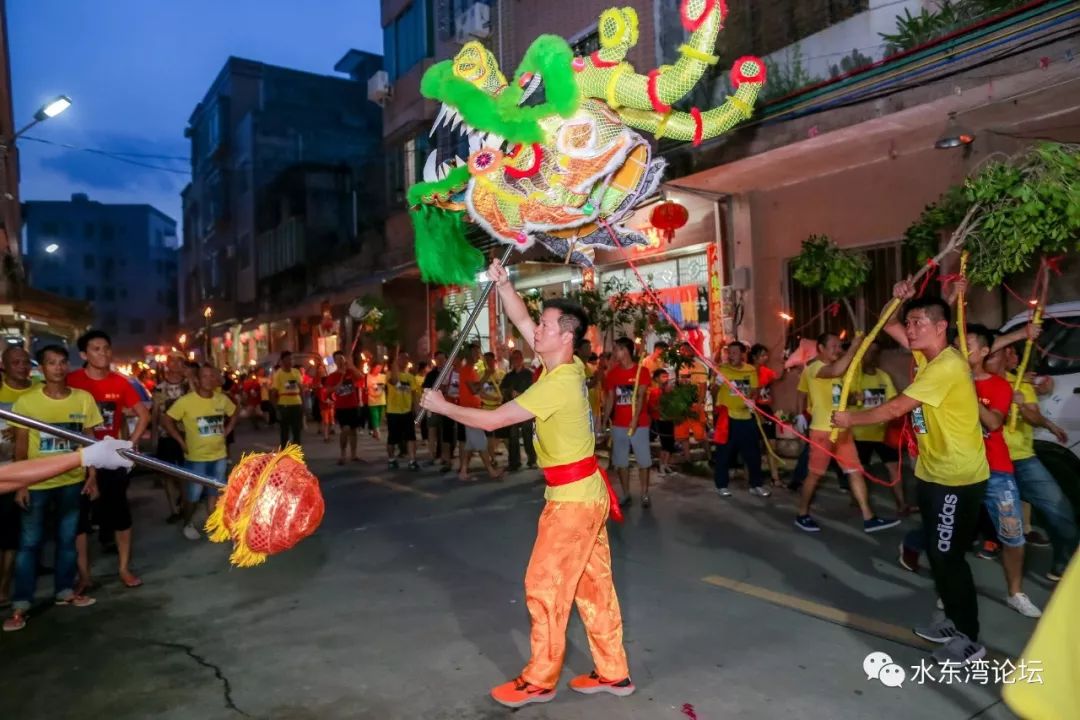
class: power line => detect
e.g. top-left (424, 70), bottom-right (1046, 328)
top-left (17, 135), bottom-right (191, 175)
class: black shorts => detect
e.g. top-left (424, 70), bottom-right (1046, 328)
top-left (441, 416), bottom-right (464, 445)
top-left (758, 409), bottom-right (777, 440)
top-left (856, 440), bottom-right (899, 467)
top-left (335, 407), bottom-right (362, 429)
top-left (655, 420), bottom-right (677, 453)
top-left (78, 493), bottom-right (94, 536)
top-left (0, 491), bottom-right (20, 550)
top-left (156, 436), bottom-right (184, 466)
top-left (95, 467), bottom-right (132, 533)
top-left (387, 412), bottom-right (416, 446)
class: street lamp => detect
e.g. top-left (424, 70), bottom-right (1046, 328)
top-left (203, 306), bottom-right (213, 360)
top-left (44, 243), bottom-right (59, 254)
top-left (9, 95), bottom-right (72, 142)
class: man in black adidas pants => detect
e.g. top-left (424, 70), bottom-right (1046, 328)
top-left (834, 289), bottom-right (989, 664)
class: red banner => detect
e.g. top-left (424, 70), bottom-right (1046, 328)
top-left (581, 266), bottom-right (596, 291)
top-left (707, 244), bottom-right (724, 352)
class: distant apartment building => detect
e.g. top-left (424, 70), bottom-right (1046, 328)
top-left (180, 52), bottom-right (387, 366)
top-left (22, 193), bottom-right (178, 356)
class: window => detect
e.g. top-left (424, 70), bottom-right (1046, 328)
top-left (84, 254), bottom-right (95, 270)
top-left (103, 287), bottom-right (115, 302)
top-left (103, 257), bottom-right (115, 274)
top-left (85, 286), bottom-right (96, 301)
top-left (101, 223), bottom-right (115, 242)
top-left (84, 223), bottom-right (95, 239)
top-left (130, 318), bottom-right (146, 334)
top-left (42, 221), bottom-right (59, 236)
top-left (384, 0), bottom-right (434, 82)
top-left (570, 30), bottom-right (600, 57)
top-left (1033, 319), bottom-right (1080, 376)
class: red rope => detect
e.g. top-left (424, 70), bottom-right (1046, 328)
top-left (599, 219), bottom-right (893, 488)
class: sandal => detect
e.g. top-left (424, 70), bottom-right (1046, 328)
top-left (119, 571), bottom-right (143, 589)
top-left (2, 611), bottom-right (26, 632)
top-left (56, 594), bottom-right (96, 607)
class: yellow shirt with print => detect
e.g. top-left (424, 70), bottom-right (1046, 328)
top-left (1002, 372), bottom-right (1038, 461)
top-left (480, 369), bottom-right (504, 411)
top-left (1003, 552), bottom-right (1080, 720)
top-left (12, 387), bottom-right (103, 490)
top-left (853, 369), bottom-right (897, 442)
top-left (386, 372), bottom-right (416, 415)
top-left (903, 347), bottom-right (988, 486)
top-left (271, 369), bottom-right (304, 406)
top-left (0, 379), bottom-right (41, 464)
top-left (714, 363), bottom-right (758, 421)
top-left (166, 391), bottom-right (236, 462)
top-left (804, 360), bottom-right (845, 432)
top-left (0, 379), bottom-right (40, 405)
top-left (515, 357), bottom-right (605, 504)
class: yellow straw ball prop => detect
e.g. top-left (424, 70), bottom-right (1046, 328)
top-left (205, 445), bottom-right (325, 568)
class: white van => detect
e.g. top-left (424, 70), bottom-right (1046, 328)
top-left (999, 302), bottom-right (1080, 498)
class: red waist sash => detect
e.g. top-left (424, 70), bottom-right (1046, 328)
top-left (542, 456), bottom-right (624, 523)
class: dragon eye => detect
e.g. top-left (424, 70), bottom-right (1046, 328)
top-left (518, 72), bottom-right (534, 88)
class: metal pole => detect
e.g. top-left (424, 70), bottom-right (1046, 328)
top-left (415, 244), bottom-right (514, 425)
top-left (0, 408), bottom-right (226, 489)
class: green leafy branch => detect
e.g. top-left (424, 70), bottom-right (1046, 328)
top-left (791, 234), bottom-right (870, 325)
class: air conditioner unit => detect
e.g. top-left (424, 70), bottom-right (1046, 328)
top-left (367, 70), bottom-right (392, 106)
top-left (455, 2), bottom-right (491, 43)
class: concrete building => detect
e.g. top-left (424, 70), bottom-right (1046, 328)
top-left (22, 193), bottom-right (178, 357)
top-left (180, 52), bottom-right (386, 367)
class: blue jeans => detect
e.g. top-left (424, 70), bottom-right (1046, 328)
top-left (713, 418), bottom-right (763, 489)
top-left (184, 458), bottom-right (228, 503)
top-left (1014, 456), bottom-right (1079, 571)
top-left (983, 471), bottom-right (1025, 548)
top-left (13, 483), bottom-right (83, 611)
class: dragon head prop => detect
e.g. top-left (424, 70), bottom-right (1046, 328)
top-left (409, 0), bottom-right (766, 284)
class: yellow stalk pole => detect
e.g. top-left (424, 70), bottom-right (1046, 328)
top-left (957, 251), bottom-right (970, 359)
top-left (1008, 259), bottom-right (1050, 431)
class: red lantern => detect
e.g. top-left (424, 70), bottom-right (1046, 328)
top-left (650, 200), bottom-right (689, 243)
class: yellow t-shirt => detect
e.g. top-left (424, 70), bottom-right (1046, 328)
top-left (515, 358), bottom-right (605, 504)
top-left (386, 372), bottom-right (416, 415)
top-left (853, 369), bottom-right (897, 442)
top-left (805, 360), bottom-right (844, 432)
top-left (11, 387), bottom-right (103, 490)
top-left (166, 391), bottom-right (236, 462)
top-left (1003, 372), bottom-right (1038, 462)
top-left (271, 369), bottom-right (304, 406)
top-left (714, 363), bottom-right (758, 421)
top-left (0, 379), bottom-right (41, 464)
top-left (480, 370), bottom-right (504, 411)
top-left (367, 373), bottom-right (387, 407)
top-left (903, 348), bottom-right (988, 486)
top-left (0, 379), bottom-right (40, 405)
top-left (1003, 552), bottom-right (1080, 720)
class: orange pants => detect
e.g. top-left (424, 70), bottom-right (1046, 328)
top-left (520, 500), bottom-right (629, 689)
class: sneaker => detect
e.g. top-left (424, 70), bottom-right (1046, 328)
top-left (2, 611), bottom-right (26, 632)
top-left (863, 516), bottom-right (901, 533)
top-left (936, 597), bottom-right (944, 611)
top-left (1047, 567), bottom-right (1064, 583)
top-left (388, 459), bottom-right (399, 470)
top-left (931, 634), bottom-right (987, 665)
top-left (55, 593), bottom-right (95, 607)
top-left (914, 616), bottom-right (961, 644)
top-left (716, 488), bottom-right (732, 498)
top-left (1025, 530), bottom-right (1051, 548)
top-left (620, 495), bottom-right (633, 508)
top-left (976, 540), bottom-right (1001, 560)
top-left (749, 486), bottom-right (771, 497)
top-left (1007, 592), bottom-right (1043, 618)
top-left (568, 671), bottom-right (636, 697)
top-left (794, 515), bottom-right (821, 533)
top-left (182, 523), bottom-right (200, 541)
top-left (641, 495), bottom-right (651, 509)
top-left (490, 677), bottom-right (556, 708)
top-left (898, 542), bottom-right (920, 573)
top-left (408, 461), bottom-right (420, 471)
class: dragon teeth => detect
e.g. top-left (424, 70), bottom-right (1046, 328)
top-left (449, 110), bottom-right (463, 133)
top-left (430, 104), bottom-right (448, 137)
top-left (422, 150), bottom-right (438, 182)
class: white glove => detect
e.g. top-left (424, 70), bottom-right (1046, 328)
top-left (794, 415), bottom-right (808, 435)
top-left (80, 437), bottom-right (134, 470)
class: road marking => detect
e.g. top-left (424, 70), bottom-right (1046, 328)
top-left (363, 475), bottom-right (440, 499)
top-left (701, 574), bottom-right (935, 651)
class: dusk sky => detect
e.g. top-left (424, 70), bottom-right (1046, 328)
top-left (9, 0), bottom-right (383, 238)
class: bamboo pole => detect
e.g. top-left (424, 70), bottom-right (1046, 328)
top-left (1008, 258), bottom-right (1050, 432)
top-left (957, 251), bottom-right (970, 359)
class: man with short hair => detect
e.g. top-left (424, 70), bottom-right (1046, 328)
top-left (420, 258), bottom-right (632, 708)
top-left (270, 351), bottom-right (304, 448)
top-left (712, 341), bottom-right (769, 498)
top-left (386, 351), bottom-right (419, 470)
top-left (423, 351), bottom-right (448, 468)
top-left (481, 350), bottom-right (505, 461)
top-left (458, 343), bottom-right (502, 482)
top-left (796, 332), bottom-right (898, 534)
top-left (325, 351), bottom-right (363, 465)
top-left (151, 351), bottom-right (190, 523)
top-left (163, 365), bottom-right (238, 541)
top-left (500, 349), bottom-right (537, 471)
top-left (853, 342), bottom-right (911, 513)
top-left (835, 286), bottom-right (989, 665)
top-left (5, 345), bottom-right (103, 631)
top-left (603, 337), bottom-right (653, 508)
top-left (68, 329), bottom-right (149, 590)
top-left (0, 346), bottom-right (39, 607)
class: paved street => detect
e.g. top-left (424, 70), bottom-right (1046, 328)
top-left (1, 423), bottom-right (1055, 720)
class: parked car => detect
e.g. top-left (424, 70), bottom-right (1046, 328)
top-left (999, 301), bottom-right (1080, 520)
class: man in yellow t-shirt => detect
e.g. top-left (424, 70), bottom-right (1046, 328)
top-left (852, 342), bottom-right (911, 513)
top-left (0, 346), bottom-right (40, 607)
top-left (797, 332), bottom-right (897, 534)
top-left (711, 341), bottom-right (767, 497)
top-left (164, 365), bottom-right (237, 540)
top-left (420, 258), bottom-right (631, 709)
top-left (989, 345), bottom-right (1077, 582)
top-left (5, 345), bottom-right (103, 629)
top-left (385, 351), bottom-right (418, 470)
top-left (835, 289), bottom-right (989, 666)
top-left (270, 351), bottom-right (304, 449)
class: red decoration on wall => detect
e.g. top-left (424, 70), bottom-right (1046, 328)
top-left (650, 200), bottom-right (689, 243)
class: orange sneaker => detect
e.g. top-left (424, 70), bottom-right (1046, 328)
top-left (490, 677), bottom-right (556, 708)
top-left (569, 671), bottom-right (636, 696)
